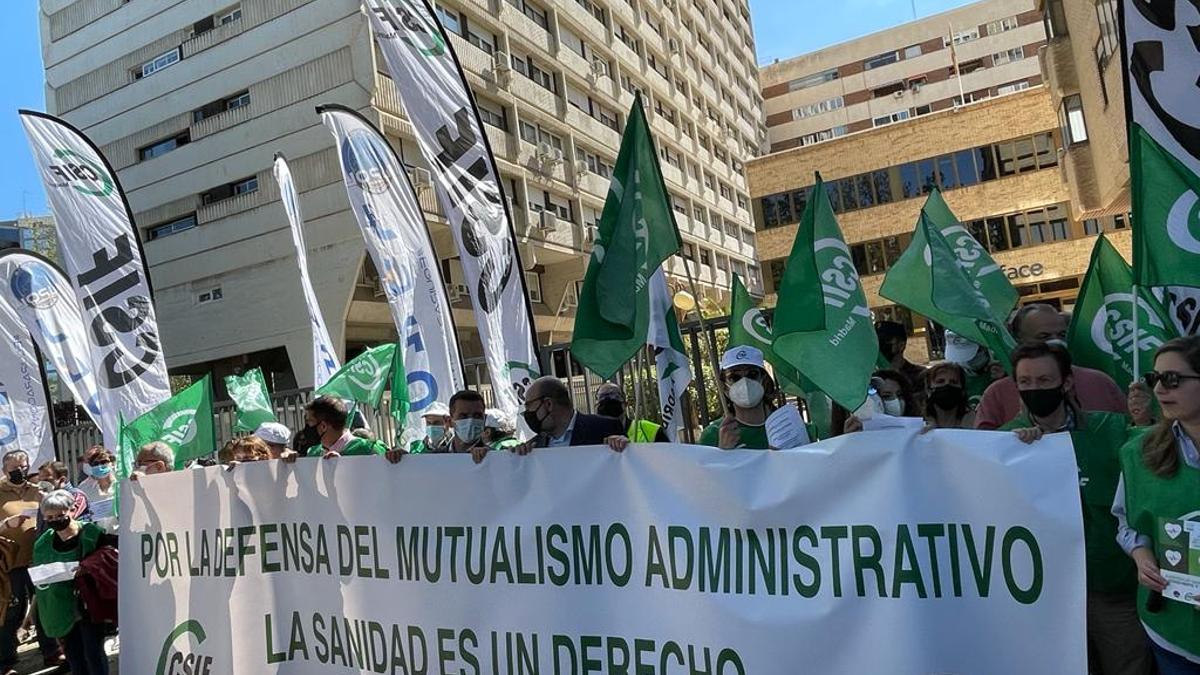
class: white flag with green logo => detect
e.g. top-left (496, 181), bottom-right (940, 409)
top-left (647, 269), bottom-right (690, 441)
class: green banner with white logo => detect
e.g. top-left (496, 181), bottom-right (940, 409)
top-left (224, 368), bottom-right (276, 433)
top-left (118, 375), bottom-right (214, 470)
top-left (1069, 235), bottom-right (1178, 390)
top-left (316, 343), bottom-right (398, 409)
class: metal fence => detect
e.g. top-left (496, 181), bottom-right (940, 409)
top-left (51, 315), bottom-right (740, 466)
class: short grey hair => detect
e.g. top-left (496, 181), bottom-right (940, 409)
top-left (138, 441), bottom-right (174, 466)
top-left (41, 489), bottom-right (75, 515)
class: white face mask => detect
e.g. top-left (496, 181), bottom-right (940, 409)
top-left (1046, 338), bottom-right (1068, 349)
top-left (882, 399), bottom-right (905, 417)
top-left (454, 418), bottom-right (485, 444)
top-left (727, 379), bottom-right (765, 409)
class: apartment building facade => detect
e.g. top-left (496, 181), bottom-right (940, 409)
top-left (39, 0), bottom-right (766, 390)
top-left (748, 87), bottom-right (1132, 362)
top-left (759, 0), bottom-right (1047, 153)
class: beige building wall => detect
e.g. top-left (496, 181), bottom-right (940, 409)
top-left (758, 0), bottom-right (1047, 153)
top-left (39, 0), bottom-right (766, 388)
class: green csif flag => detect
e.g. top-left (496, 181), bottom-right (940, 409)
top-left (118, 375), bottom-right (215, 469)
top-left (316, 343), bottom-right (397, 409)
top-left (881, 189), bottom-right (1019, 370)
top-left (572, 95), bottom-right (682, 379)
top-left (772, 173), bottom-right (877, 411)
top-left (389, 344), bottom-right (410, 428)
top-left (224, 368), bottom-right (276, 433)
top-left (1069, 235), bottom-right (1178, 390)
top-left (1131, 125), bottom-right (1200, 287)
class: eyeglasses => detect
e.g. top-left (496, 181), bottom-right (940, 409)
top-left (523, 396), bottom-right (548, 412)
top-left (1144, 371), bottom-right (1200, 390)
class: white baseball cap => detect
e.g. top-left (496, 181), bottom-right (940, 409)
top-left (252, 422), bottom-right (291, 446)
top-left (423, 401), bottom-right (450, 418)
top-left (943, 330), bottom-right (982, 365)
top-left (484, 408), bottom-right (507, 430)
top-left (720, 346), bottom-right (765, 371)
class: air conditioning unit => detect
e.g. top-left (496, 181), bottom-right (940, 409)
top-left (492, 51), bottom-right (511, 76)
top-left (552, 148), bottom-right (565, 163)
top-left (520, 242), bottom-right (538, 270)
top-left (585, 225), bottom-right (599, 243)
top-left (574, 159), bottom-right (589, 175)
top-left (668, 38), bottom-right (681, 55)
top-left (409, 166), bottom-right (432, 189)
top-left (893, 89), bottom-right (905, 99)
top-left (663, 0), bottom-right (676, 8)
top-left (538, 210), bottom-right (558, 231)
top-left (536, 141), bottom-right (554, 161)
top-left (447, 283), bottom-right (469, 301)
top-left (590, 58), bottom-right (608, 78)
top-left (910, 82), bottom-right (922, 93)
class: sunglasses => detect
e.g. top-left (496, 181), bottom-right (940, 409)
top-left (1143, 371), bottom-right (1200, 390)
top-left (724, 370), bottom-right (762, 384)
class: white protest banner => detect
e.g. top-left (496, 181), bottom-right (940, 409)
top-left (121, 431), bottom-right (1085, 674)
top-left (0, 251), bottom-right (103, 441)
top-left (364, 0), bottom-right (542, 421)
top-left (19, 111), bottom-right (170, 441)
top-left (319, 106), bottom-right (465, 426)
top-left (0, 301), bottom-right (54, 467)
top-left (273, 154), bottom-right (342, 389)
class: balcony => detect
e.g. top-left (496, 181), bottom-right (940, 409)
top-left (501, 3), bottom-right (555, 56)
top-left (564, 105), bottom-right (620, 147)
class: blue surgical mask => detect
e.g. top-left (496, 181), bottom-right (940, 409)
top-left (91, 464), bottom-right (112, 479)
top-left (427, 425), bottom-right (447, 444)
top-left (80, 463), bottom-right (93, 478)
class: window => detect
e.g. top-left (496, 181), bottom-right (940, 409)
top-left (136, 47), bottom-right (180, 79)
top-left (196, 287), bottom-right (224, 305)
top-left (958, 58), bottom-right (985, 75)
top-left (511, 0), bottom-right (548, 29)
top-left (518, 121), bottom-right (562, 150)
top-left (218, 5), bottom-right (242, 25)
top-left (992, 47), bottom-right (1025, 66)
top-left (799, 126), bottom-right (847, 147)
top-left (201, 176), bottom-right (258, 205)
top-left (787, 68), bottom-right (838, 92)
top-left (946, 28), bottom-right (979, 45)
top-left (872, 81), bottom-right (905, 98)
top-left (138, 132), bottom-right (190, 161)
top-left (525, 271), bottom-right (543, 303)
top-left (511, 53), bottom-right (557, 93)
top-left (1059, 94), bottom-right (1089, 145)
top-left (987, 16), bottom-right (1018, 34)
top-left (435, 5), bottom-right (462, 34)
top-left (478, 100), bottom-right (507, 131)
top-left (936, 155), bottom-right (957, 189)
top-left (147, 214), bottom-right (197, 240)
top-left (914, 104), bottom-right (932, 116)
top-left (899, 163), bottom-right (921, 199)
top-left (699, 248), bottom-right (711, 268)
top-left (872, 110), bottom-right (910, 128)
top-left (583, 150), bottom-right (613, 178)
top-left (193, 91), bottom-right (250, 123)
top-left (863, 51), bottom-right (899, 70)
top-left (1043, 0), bottom-right (1069, 38)
top-left (954, 149), bottom-right (981, 187)
top-left (1095, 0), bottom-right (1119, 68)
top-left (793, 96), bottom-right (844, 120)
top-left (997, 80), bottom-right (1031, 95)
top-left (903, 44), bottom-right (923, 59)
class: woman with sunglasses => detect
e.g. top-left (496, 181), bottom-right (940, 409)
top-left (699, 347), bottom-right (778, 450)
top-left (1113, 336), bottom-right (1200, 673)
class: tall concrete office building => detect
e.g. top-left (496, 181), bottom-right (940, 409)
top-left (39, 0), bottom-right (765, 390)
top-left (759, 0), bottom-right (1046, 154)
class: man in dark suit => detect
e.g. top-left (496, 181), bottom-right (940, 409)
top-left (515, 377), bottom-right (629, 453)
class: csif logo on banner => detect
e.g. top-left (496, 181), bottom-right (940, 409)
top-left (372, 2), bottom-right (517, 315)
top-left (157, 620), bottom-right (215, 675)
top-left (46, 148), bottom-right (113, 198)
top-left (160, 409), bottom-right (199, 447)
top-left (1092, 293), bottom-right (1167, 360)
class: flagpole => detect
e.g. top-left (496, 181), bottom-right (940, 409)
top-left (632, 347), bottom-right (646, 429)
top-left (948, 22), bottom-right (965, 106)
top-left (1132, 284), bottom-right (1141, 381)
top-left (679, 257), bottom-right (730, 418)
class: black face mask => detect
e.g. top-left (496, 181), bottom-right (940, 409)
top-left (523, 401), bottom-right (550, 434)
top-left (596, 400), bottom-right (624, 419)
top-left (46, 517), bottom-right (70, 532)
top-left (927, 385), bottom-right (966, 411)
top-left (7, 469), bottom-right (25, 485)
top-left (1020, 386), bottom-right (1065, 418)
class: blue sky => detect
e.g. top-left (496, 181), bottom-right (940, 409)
top-left (0, 0), bottom-right (977, 220)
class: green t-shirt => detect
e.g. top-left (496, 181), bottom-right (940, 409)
top-left (699, 419), bottom-right (770, 450)
top-left (1002, 410), bottom-right (1136, 594)
top-left (306, 436), bottom-right (387, 457)
top-left (965, 372), bottom-right (992, 409)
top-left (33, 522), bottom-right (102, 638)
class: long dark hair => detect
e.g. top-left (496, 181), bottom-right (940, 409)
top-left (873, 368), bottom-right (917, 416)
top-left (1142, 336), bottom-right (1200, 477)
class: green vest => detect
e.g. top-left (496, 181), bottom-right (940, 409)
top-left (1120, 433), bottom-right (1200, 655)
top-left (1003, 411), bottom-right (1137, 594)
top-left (699, 419), bottom-right (769, 449)
top-left (490, 437), bottom-right (521, 451)
top-left (32, 522), bottom-right (102, 638)
top-left (627, 419), bottom-right (661, 443)
top-left (306, 436), bottom-right (388, 457)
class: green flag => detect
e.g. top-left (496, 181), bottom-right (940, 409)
top-left (1131, 124), bottom-right (1200, 287)
top-left (119, 375), bottom-right (215, 469)
top-left (389, 343), bottom-right (410, 429)
top-left (773, 173), bottom-right (877, 411)
top-left (880, 189), bottom-right (1019, 370)
top-left (224, 368), bottom-right (276, 432)
top-left (572, 95), bottom-right (682, 379)
top-left (1069, 234), bottom-right (1178, 390)
top-left (316, 343), bottom-right (397, 408)
top-left (921, 211), bottom-right (1018, 372)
